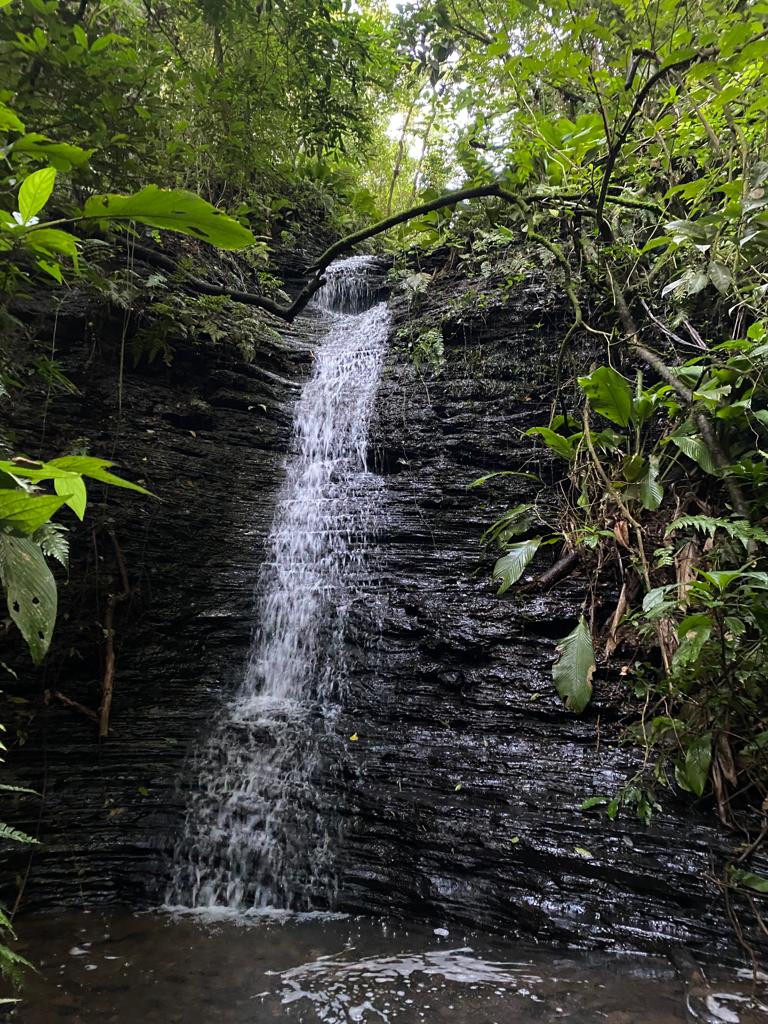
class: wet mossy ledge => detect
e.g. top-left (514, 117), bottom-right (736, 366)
top-left (0, 250), bottom-right (764, 962)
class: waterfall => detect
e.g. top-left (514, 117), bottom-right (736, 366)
top-left (167, 257), bottom-right (389, 912)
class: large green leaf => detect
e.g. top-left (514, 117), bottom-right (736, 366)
top-left (578, 366), bottom-right (632, 427)
top-left (18, 166), bottom-right (55, 225)
top-left (11, 134), bottom-right (94, 170)
top-left (674, 733), bottom-right (712, 797)
top-left (54, 475), bottom-right (86, 520)
top-left (82, 186), bottom-right (255, 250)
top-left (638, 456), bottom-right (664, 510)
top-left (0, 534), bottom-right (57, 664)
top-left (552, 616), bottom-right (595, 713)
top-left (669, 435), bottom-right (717, 474)
top-left (0, 491), bottom-right (69, 535)
top-left (47, 456), bottom-right (152, 495)
top-left (492, 538), bottom-right (540, 594)
top-left (526, 426), bottom-right (576, 460)
top-left (24, 227), bottom-right (79, 261)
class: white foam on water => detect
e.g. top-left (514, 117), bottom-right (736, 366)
top-left (271, 947), bottom-right (546, 1024)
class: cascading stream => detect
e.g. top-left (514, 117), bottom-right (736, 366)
top-left (168, 256), bottom-right (389, 912)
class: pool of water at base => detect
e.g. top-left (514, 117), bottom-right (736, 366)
top-left (3, 908), bottom-right (767, 1024)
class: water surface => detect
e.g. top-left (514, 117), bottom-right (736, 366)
top-left (7, 909), bottom-right (767, 1023)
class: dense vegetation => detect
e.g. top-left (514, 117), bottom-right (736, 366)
top-left (0, 0), bottom-right (767, 985)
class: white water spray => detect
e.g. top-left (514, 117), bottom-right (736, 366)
top-left (168, 257), bottom-right (388, 911)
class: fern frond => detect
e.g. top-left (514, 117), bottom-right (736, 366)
top-left (665, 515), bottom-right (768, 549)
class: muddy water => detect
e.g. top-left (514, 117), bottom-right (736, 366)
top-left (4, 909), bottom-right (767, 1023)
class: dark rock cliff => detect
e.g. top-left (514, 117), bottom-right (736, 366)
top-left (0, 295), bottom-right (316, 907)
top-left (335, 268), bottom-right (764, 958)
top-left (1, 265), bottom-right (762, 959)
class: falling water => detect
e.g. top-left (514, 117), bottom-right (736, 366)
top-left (168, 256), bottom-right (389, 911)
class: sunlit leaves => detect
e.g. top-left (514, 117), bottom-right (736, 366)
top-left (82, 186), bottom-right (255, 249)
top-left (17, 166), bottom-right (55, 225)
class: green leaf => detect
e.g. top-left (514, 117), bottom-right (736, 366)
top-left (18, 166), bottom-right (55, 225)
top-left (552, 616), bottom-right (594, 713)
top-left (580, 796), bottom-right (609, 810)
top-left (0, 105), bottom-right (24, 133)
top-left (0, 783), bottom-right (37, 795)
top-left (699, 569), bottom-right (743, 592)
top-left (638, 456), bottom-right (663, 510)
top-left (730, 868), bottom-right (768, 894)
top-left (54, 475), bottom-right (86, 520)
top-left (24, 228), bottom-right (78, 261)
top-left (674, 733), bottom-right (712, 797)
top-left (673, 613), bottom-right (712, 669)
top-left (669, 435), bottom-right (717, 475)
top-left (707, 260), bottom-right (733, 295)
top-left (47, 456), bottom-right (152, 495)
top-left (468, 470), bottom-right (539, 488)
top-left (36, 258), bottom-right (61, 282)
top-left (0, 491), bottom-right (69, 535)
top-left (0, 534), bottom-right (57, 663)
top-left (82, 186), bottom-right (255, 250)
top-left (526, 426), bottom-right (575, 460)
top-left (578, 366), bottom-right (632, 427)
top-left (11, 134), bottom-right (94, 170)
top-left (492, 538), bottom-right (540, 594)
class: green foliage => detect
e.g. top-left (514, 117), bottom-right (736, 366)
top-left (578, 367), bottom-right (633, 428)
top-left (0, 457), bottom-right (149, 664)
top-left (492, 538), bottom-right (540, 594)
top-left (485, 328), bottom-right (768, 847)
top-left (552, 617), bottom-right (595, 714)
top-left (81, 187), bottom-right (254, 250)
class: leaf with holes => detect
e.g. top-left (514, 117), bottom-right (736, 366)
top-left (0, 534), bottom-right (57, 664)
top-left (83, 186), bottom-right (254, 250)
top-left (552, 616), bottom-right (595, 713)
top-left (0, 491), bottom-right (69, 535)
top-left (492, 538), bottom-right (540, 594)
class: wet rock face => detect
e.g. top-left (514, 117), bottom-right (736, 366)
top-left (0, 302), bottom-right (317, 909)
top-left (336, 270), bottom-right (762, 956)
top-left (2, 266), bottom-right (763, 960)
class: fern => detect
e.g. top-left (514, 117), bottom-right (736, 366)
top-left (33, 521), bottom-right (69, 569)
top-left (0, 823), bottom-right (39, 845)
top-left (666, 515), bottom-right (768, 548)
